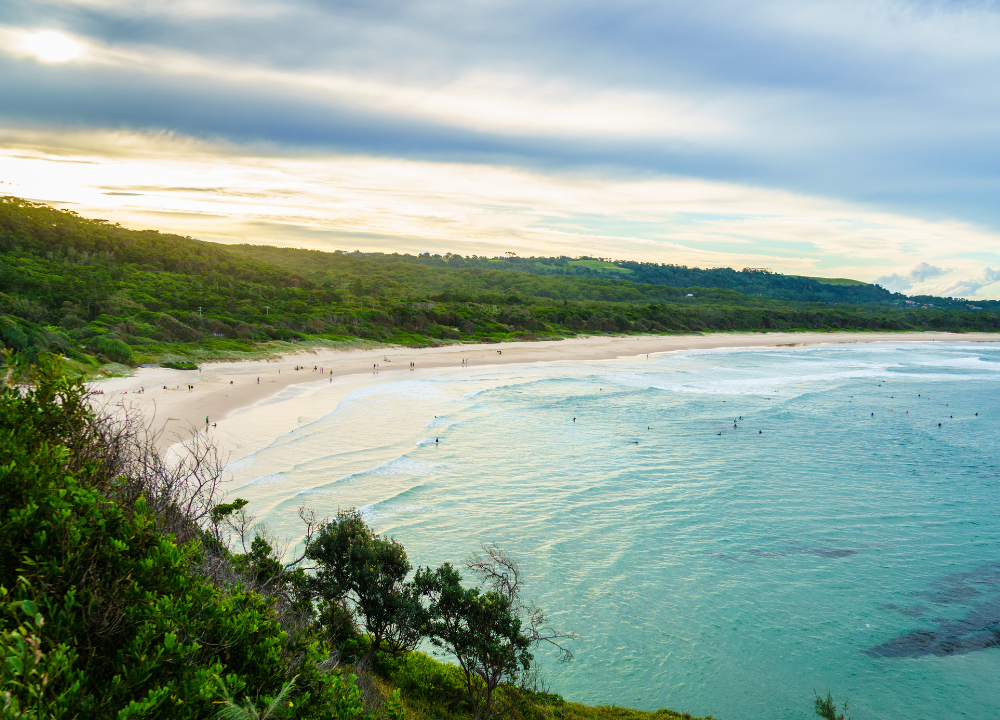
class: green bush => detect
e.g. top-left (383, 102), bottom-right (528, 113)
top-left (0, 360), bottom-right (371, 719)
top-left (162, 361), bottom-right (198, 370)
top-left (90, 335), bottom-right (133, 364)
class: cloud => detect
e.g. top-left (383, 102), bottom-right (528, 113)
top-left (2, 0), bottom-right (1000, 228)
top-left (5, 127), bottom-right (1000, 296)
top-left (876, 262), bottom-right (947, 291)
top-left (939, 268), bottom-right (1000, 298)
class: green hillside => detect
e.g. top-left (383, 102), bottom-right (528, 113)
top-left (2, 196), bottom-right (999, 370)
top-left (797, 276), bottom-right (869, 287)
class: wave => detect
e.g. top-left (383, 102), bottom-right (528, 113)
top-left (358, 482), bottom-right (431, 522)
top-left (240, 472), bottom-right (285, 487)
top-left (425, 416), bottom-right (461, 428)
top-left (293, 455), bottom-right (447, 496)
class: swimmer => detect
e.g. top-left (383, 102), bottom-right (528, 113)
top-left (435, 437), bottom-right (439, 443)
top-left (759, 430), bottom-right (762, 434)
top-left (573, 417), bottom-right (576, 422)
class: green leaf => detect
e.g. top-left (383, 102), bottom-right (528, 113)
top-left (20, 599), bottom-right (36, 617)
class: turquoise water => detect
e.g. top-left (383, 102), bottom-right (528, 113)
top-left (232, 342), bottom-right (1000, 719)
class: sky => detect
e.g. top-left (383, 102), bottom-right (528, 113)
top-left (1, 0), bottom-right (1000, 297)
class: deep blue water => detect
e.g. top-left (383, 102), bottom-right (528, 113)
top-left (233, 341), bottom-right (1000, 720)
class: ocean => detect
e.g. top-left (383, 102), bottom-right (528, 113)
top-left (227, 341), bottom-right (1000, 720)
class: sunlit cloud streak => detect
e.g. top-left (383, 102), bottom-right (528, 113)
top-left (3, 128), bottom-right (1000, 297)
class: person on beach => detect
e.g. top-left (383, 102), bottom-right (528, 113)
top-left (435, 438), bottom-right (439, 443)
top-left (206, 416), bottom-right (209, 425)
top-left (257, 377), bottom-right (260, 384)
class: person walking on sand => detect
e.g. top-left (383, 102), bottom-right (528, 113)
top-left (206, 416), bottom-right (209, 425)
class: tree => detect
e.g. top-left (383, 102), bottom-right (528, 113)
top-left (814, 691), bottom-right (851, 720)
top-left (414, 545), bottom-right (574, 720)
top-left (305, 509), bottom-right (424, 667)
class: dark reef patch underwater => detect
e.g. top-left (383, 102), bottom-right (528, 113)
top-left (867, 562), bottom-right (1000, 658)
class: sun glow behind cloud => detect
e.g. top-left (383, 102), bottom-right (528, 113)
top-left (22, 30), bottom-right (82, 63)
top-left (3, 128), bottom-right (1000, 297)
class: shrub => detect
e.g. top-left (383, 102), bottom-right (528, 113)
top-left (90, 335), bottom-right (133, 364)
top-left (0, 359), bottom-right (372, 719)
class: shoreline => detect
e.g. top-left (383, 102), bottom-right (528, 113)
top-left (92, 330), bottom-right (1000, 457)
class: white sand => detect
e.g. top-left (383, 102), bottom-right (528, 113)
top-left (92, 331), bottom-right (1000, 460)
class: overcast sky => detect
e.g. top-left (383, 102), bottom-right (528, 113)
top-left (2, 0), bottom-right (1000, 296)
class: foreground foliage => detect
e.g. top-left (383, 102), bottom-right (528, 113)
top-left (0, 359), bottom-right (378, 719)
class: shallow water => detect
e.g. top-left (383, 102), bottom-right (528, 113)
top-left (230, 342), bottom-right (1000, 720)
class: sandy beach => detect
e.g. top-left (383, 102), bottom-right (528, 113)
top-left (92, 331), bottom-right (1000, 459)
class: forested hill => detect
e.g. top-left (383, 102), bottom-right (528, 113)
top-left (2, 196), bottom-right (1000, 369)
top-left (309, 251), bottom-right (897, 304)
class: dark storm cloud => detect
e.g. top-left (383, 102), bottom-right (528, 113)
top-left (3, 0), bottom-right (1000, 225)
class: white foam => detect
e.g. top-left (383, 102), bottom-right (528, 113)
top-left (345, 379), bottom-right (446, 402)
top-left (910, 356), bottom-right (1000, 370)
top-left (241, 472), bottom-right (285, 487)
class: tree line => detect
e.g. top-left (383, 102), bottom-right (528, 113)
top-left (2, 196), bottom-right (998, 371)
